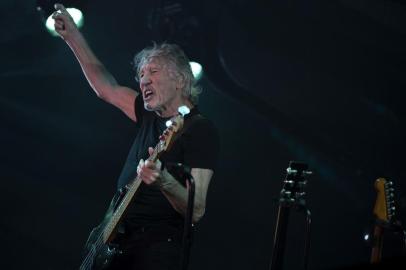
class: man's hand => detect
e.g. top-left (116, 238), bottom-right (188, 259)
top-left (137, 147), bottom-right (164, 185)
top-left (52, 3), bottom-right (78, 40)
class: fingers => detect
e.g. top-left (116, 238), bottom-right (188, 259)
top-left (136, 159), bottom-right (144, 175)
top-left (54, 20), bottom-right (64, 31)
top-left (145, 160), bottom-right (157, 170)
top-left (54, 3), bottom-right (67, 13)
top-left (52, 3), bottom-right (66, 19)
top-left (148, 147), bottom-right (154, 156)
top-left (137, 158), bottom-right (161, 185)
top-left (52, 3), bottom-right (73, 23)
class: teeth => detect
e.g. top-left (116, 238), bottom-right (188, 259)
top-left (144, 89), bottom-right (153, 98)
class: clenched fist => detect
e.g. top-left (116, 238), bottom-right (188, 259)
top-left (52, 3), bottom-right (79, 40)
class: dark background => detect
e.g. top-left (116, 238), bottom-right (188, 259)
top-left (1, 0), bottom-right (405, 269)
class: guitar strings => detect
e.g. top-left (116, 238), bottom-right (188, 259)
top-left (80, 140), bottom-right (162, 269)
top-left (79, 172), bottom-right (145, 269)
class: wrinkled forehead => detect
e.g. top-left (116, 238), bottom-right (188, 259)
top-left (139, 57), bottom-right (168, 73)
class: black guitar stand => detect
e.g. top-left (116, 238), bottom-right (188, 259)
top-left (166, 162), bottom-right (195, 270)
top-left (269, 161), bottom-right (312, 270)
top-left (181, 170), bottom-right (195, 270)
top-left (386, 220), bottom-right (406, 256)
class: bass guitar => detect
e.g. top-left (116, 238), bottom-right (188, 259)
top-left (79, 107), bottom-right (188, 270)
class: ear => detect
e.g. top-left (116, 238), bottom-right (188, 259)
top-left (176, 74), bottom-right (186, 91)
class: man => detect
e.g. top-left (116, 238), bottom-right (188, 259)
top-left (52, 3), bottom-right (219, 270)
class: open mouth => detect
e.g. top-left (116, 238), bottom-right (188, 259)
top-left (144, 89), bottom-right (154, 101)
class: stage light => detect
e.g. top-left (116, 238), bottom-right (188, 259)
top-left (190, 61), bottom-right (203, 81)
top-left (363, 233), bottom-right (369, 241)
top-left (44, 7), bottom-right (84, 36)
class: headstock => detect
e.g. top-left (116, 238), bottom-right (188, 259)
top-left (279, 161), bottom-right (312, 207)
top-left (373, 178), bottom-right (396, 223)
top-left (149, 106), bottom-right (190, 162)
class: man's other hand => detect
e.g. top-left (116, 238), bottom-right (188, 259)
top-left (52, 3), bottom-right (78, 40)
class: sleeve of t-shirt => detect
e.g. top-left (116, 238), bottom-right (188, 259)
top-left (134, 95), bottom-right (145, 126)
top-left (182, 118), bottom-right (220, 171)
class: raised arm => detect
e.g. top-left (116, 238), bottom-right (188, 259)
top-left (52, 3), bottom-right (138, 122)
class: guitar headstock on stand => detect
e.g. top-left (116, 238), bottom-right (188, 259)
top-left (369, 178), bottom-right (406, 263)
top-left (279, 161), bottom-right (312, 209)
top-left (373, 178), bottom-right (397, 226)
top-left (270, 161), bottom-right (313, 270)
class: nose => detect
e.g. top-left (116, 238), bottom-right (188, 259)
top-left (140, 74), bottom-right (152, 89)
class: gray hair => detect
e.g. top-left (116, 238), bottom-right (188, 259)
top-left (133, 43), bottom-right (201, 105)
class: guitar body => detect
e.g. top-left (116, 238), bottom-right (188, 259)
top-left (80, 195), bottom-right (124, 270)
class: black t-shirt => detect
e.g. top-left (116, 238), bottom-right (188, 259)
top-left (117, 97), bottom-right (219, 230)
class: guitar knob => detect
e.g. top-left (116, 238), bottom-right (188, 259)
top-left (298, 181), bottom-right (307, 188)
top-left (165, 120), bottom-right (173, 127)
top-left (286, 167), bottom-right (298, 174)
top-left (303, 170), bottom-right (313, 176)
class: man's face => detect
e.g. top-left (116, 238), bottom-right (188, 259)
top-left (139, 58), bottom-right (179, 112)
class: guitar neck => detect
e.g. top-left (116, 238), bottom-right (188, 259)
top-left (102, 147), bottom-right (160, 243)
top-left (102, 177), bottom-right (142, 243)
top-left (370, 225), bottom-right (384, 263)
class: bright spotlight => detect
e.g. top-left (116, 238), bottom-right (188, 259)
top-left (45, 8), bottom-right (84, 36)
top-left (190, 61), bottom-right (203, 81)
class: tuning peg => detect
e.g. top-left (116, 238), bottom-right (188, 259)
top-left (303, 170), bottom-right (313, 176)
top-left (298, 181), bottom-right (308, 187)
top-left (178, 105), bottom-right (190, 116)
top-left (165, 120), bottom-right (173, 127)
top-left (281, 190), bottom-right (291, 198)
